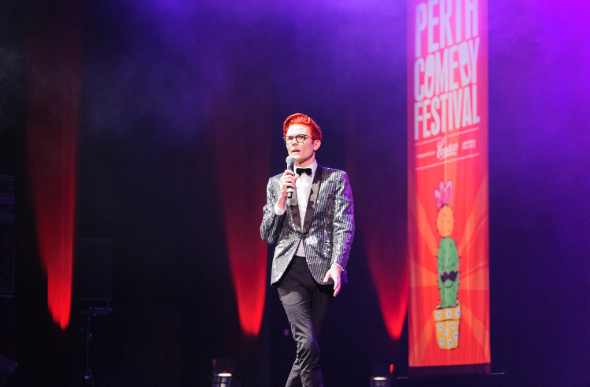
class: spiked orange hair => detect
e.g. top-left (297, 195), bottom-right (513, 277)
top-left (283, 113), bottom-right (322, 141)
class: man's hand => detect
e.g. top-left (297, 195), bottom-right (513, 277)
top-left (277, 170), bottom-right (299, 210)
top-left (323, 264), bottom-right (343, 297)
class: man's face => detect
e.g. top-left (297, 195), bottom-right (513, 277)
top-left (285, 124), bottom-right (321, 167)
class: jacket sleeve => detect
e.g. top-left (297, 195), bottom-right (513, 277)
top-left (260, 177), bottom-right (285, 244)
top-left (331, 172), bottom-right (355, 270)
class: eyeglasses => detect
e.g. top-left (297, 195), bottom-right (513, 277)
top-left (283, 134), bottom-right (311, 144)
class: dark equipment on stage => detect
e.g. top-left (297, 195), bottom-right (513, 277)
top-left (78, 238), bottom-right (114, 386)
top-left (211, 358), bottom-right (241, 387)
top-left (0, 355), bottom-right (17, 387)
top-left (371, 363), bottom-right (394, 387)
top-left (0, 175), bottom-right (15, 298)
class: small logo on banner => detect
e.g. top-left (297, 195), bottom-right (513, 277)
top-left (436, 137), bottom-right (458, 160)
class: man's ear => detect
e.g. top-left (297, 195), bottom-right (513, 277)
top-left (313, 140), bottom-right (321, 151)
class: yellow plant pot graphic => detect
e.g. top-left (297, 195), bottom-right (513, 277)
top-left (434, 300), bottom-right (461, 350)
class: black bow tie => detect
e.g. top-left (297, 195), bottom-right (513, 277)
top-left (296, 168), bottom-right (312, 176)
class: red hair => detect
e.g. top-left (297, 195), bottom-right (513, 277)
top-left (283, 113), bottom-right (322, 141)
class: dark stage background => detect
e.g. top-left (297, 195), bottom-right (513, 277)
top-left (1, 0), bottom-right (589, 386)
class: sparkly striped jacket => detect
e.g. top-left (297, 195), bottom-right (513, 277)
top-left (260, 164), bottom-right (355, 286)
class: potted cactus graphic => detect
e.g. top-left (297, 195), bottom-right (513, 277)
top-left (433, 180), bottom-right (461, 350)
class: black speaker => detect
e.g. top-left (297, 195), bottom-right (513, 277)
top-left (0, 175), bottom-right (15, 298)
top-left (0, 224), bottom-right (15, 297)
top-left (77, 238), bottom-right (113, 301)
top-left (0, 354), bottom-right (17, 387)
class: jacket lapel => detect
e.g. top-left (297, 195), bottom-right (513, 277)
top-left (302, 164), bottom-right (322, 233)
top-left (288, 185), bottom-right (303, 233)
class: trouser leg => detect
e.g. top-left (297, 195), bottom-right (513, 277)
top-left (278, 257), bottom-right (333, 387)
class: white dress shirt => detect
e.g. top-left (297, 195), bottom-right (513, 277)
top-left (274, 161), bottom-right (318, 257)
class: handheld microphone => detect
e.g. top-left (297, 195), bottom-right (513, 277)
top-left (286, 155), bottom-right (296, 199)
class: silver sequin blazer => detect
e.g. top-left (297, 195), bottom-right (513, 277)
top-left (260, 164), bottom-right (355, 286)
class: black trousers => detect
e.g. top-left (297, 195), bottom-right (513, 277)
top-left (277, 256), bottom-right (334, 387)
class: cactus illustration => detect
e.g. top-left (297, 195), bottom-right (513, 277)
top-left (433, 180), bottom-right (461, 349)
top-left (437, 237), bottom-right (459, 308)
top-left (435, 180), bottom-right (459, 309)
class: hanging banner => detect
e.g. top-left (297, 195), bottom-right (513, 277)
top-left (407, 0), bottom-right (490, 376)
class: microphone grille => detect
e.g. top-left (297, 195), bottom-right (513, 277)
top-left (286, 156), bottom-right (296, 165)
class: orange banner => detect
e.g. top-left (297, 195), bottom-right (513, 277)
top-left (407, 0), bottom-right (490, 375)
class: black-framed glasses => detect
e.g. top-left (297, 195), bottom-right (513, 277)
top-left (283, 134), bottom-right (310, 144)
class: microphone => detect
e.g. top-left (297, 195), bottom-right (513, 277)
top-left (286, 155), bottom-right (296, 199)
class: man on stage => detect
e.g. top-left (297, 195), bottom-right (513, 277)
top-left (260, 113), bottom-right (355, 387)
